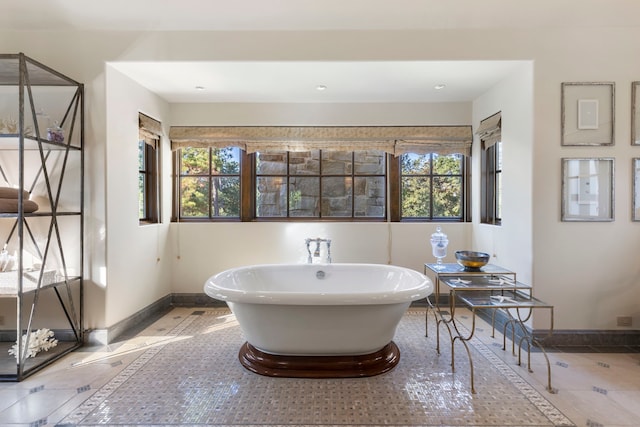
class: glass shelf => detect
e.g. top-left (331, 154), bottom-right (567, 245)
top-left (0, 275), bottom-right (82, 298)
top-left (0, 134), bottom-right (81, 151)
top-left (425, 262), bottom-right (515, 276)
top-left (0, 54), bottom-right (80, 87)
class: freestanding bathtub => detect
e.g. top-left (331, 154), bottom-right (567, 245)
top-left (204, 263), bottom-right (433, 377)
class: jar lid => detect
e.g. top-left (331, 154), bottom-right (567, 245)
top-left (430, 226), bottom-right (448, 242)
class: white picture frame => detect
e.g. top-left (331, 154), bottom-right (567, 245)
top-left (633, 158), bottom-right (640, 221)
top-left (561, 157), bottom-right (614, 222)
top-left (561, 82), bottom-right (614, 146)
top-left (632, 82), bottom-right (640, 146)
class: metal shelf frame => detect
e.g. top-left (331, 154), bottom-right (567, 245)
top-left (0, 53), bottom-right (84, 381)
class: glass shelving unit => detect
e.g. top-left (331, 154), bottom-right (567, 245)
top-left (0, 53), bottom-right (84, 381)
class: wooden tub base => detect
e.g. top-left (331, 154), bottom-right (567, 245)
top-left (238, 341), bottom-right (400, 378)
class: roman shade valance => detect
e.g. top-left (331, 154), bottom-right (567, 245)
top-left (169, 125), bottom-right (473, 156)
top-left (139, 113), bottom-right (162, 148)
top-left (476, 112), bottom-right (501, 149)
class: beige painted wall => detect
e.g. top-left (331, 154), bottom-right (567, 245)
top-left (1, 21), bottom-right (639, 333)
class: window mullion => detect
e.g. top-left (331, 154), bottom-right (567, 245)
top-left (210, 147), bottom-right (215, 219)
top-left (145, 147), bottom-right (152, 220)
top-left (241, 151), bottom-right (253, 221)
top-left (172, 150), bottom-right (180, 221)
top-left (494, 146), bottom-right (501, 224)
top-left (319, 150), bottom-right (324, 218)
top-left (429, 154), bottom-right (434, 220)
top-left (286, 152), bottom-right (290, 217)
top-left (349, 152), bottom-right (354, 219)
top-left (388, 155), bottom-right (400, 221)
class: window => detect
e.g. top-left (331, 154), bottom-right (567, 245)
top-left (174, 148), bottom-right (468, 222)
top-left (400, 153), bottom-right (465, 220)
top-left (481, 142), bottom-right (502, 224)
top-left (138, 114), bottom-right (161, 224)
top-left (177, 147), bottom-right (241, 219)
top-left (478, 112), bottom-right (502, 225)
top-left (138, 140), bottom-right (159, 222)
top-left (170, 125), bottom-right (473, 222)
top-left (255, 150), bottom-right (386, 219)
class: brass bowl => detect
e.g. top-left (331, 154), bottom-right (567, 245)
top-left (455, 251), bottom-right (490, 271)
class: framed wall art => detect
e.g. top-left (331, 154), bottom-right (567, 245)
top-left (633, 158), bottom-right (640, 221)
top-left (633, 82), bottom-right (640, 146)
top-left (561, 82), bottom-right (615, 146)
top-left (561, 157), bottom-right (614, 222)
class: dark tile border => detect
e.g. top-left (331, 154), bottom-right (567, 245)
top-left (104, 294), bottom-right (173, 343)
top-left (414, 297), bottom-right (640, 349)
top-left (474, 307), bottom-right (640, 350)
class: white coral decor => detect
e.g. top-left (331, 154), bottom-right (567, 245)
top-left (8, 328), bottom-right (58, 360)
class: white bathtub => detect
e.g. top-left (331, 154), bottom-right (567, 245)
top-left (204, 263), bottom-right (433, 357)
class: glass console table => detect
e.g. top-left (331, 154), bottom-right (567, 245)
top-left (424, 263), bottom-right (554, 394)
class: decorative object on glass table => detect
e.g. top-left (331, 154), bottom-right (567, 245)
top-left (490, 295), bottom-right (518, 304)
top-left (488, 277), bottom-right (515, 286)
top-left (450, 278), bottom-right (471, 285)
top-left (430, 226), bottom-right (448, 269)
top-left (455, 250), bottom-right (490, 272)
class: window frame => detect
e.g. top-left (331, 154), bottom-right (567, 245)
top-left (481, 140), bottom-right (502, 225)
top-left (395, 152), bottom-right (467, 222)
top-left (138, 138), bottom-right (160, 225)
top-left (175, 146), bottom-right (242, 221)
top-left (253, 150), bottom-right (387, 220)
top-left (173, 149), bottom-right (469, 223)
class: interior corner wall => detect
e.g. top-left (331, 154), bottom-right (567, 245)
top-left (105, 65), bottom-right (173, 327)
top-left (471, 63), bottom-right (534, 285)
top-left (168, 101), bottom-right (473, 293)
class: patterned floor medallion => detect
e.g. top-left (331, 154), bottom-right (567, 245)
top-left (61, 309), bottom-right (574, 426)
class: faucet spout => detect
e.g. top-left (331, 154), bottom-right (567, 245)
top-left (305, 237), bottom-right (332, 264)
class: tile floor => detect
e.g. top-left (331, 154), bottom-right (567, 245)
top-left (0, 306), bottom-right (638, 427)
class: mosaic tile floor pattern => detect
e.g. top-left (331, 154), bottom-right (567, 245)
top-left (60, 309), bottom-right (574, 426)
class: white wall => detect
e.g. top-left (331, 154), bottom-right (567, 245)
top-left (529, 29), bottom-right (640, 330)
top-left (171, 222), bottom-right (472, 293)
top-left (472, 63), bottom-right (534, 285)
top-left (169, 102), bottom-right (472, 127)
top-left (2, 22), bottom-right (639, 332)
top-left (169, 101), bottom-right (473, 293)
top-left (104, 66), bottom-right (173, 326)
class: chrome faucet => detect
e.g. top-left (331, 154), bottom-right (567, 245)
top-left (305, 237), bottom-right (332, 264)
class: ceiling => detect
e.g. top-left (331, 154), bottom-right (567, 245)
top-left (110, 60), bottom-right (527, 104)
top-left (4, 0), bottom-right (636, 32)
top-left (5, 0), bottom-right (637, 103)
